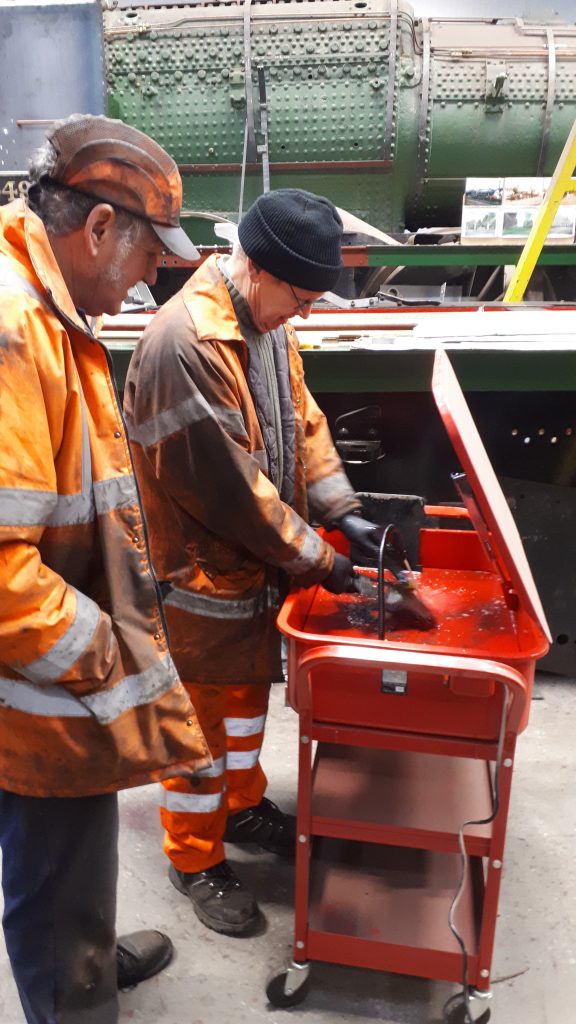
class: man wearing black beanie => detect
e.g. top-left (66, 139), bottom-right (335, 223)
top-left (124, 188), bottom-right (381, 936)
top-left (238, 188), bottom-right (344, 295)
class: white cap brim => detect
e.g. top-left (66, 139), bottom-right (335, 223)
top-left (153, 222), bottom-right (200, 261)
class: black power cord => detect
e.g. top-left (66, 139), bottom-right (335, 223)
top-left (442, 682), bottom-right (509, 1024)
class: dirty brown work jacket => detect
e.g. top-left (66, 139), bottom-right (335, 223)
top-left (0, 200), bottom-right (209, 796)
top-left (124, 255), bottom-right (359, 685)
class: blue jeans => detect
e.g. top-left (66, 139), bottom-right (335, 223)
top-left (0, 789), bottom-right (119, 1024)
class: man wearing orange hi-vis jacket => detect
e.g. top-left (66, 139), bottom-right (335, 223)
top-left (0, 115), bottom-right (210, 1024)
top-left (124, 189), bottom-right (382, 937)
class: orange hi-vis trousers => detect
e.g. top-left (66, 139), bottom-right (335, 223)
top-left (160, 681), bottom-right (271, 873)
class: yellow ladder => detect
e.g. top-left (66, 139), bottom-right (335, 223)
top-left (504, 118), bottom-right (576, 302)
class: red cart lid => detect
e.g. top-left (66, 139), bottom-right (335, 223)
top-left (432, 349), bottom-right (551, 642)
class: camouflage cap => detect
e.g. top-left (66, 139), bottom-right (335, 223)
top-left (46, 115), bottom-right (199, 260)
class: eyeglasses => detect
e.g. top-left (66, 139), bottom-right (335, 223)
top-left (287, 282), bottom-right (315, 316)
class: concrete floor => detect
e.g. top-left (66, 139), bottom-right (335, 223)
top-left (1, 675), bottom-right (575, 1024)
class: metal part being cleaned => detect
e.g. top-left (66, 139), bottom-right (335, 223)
top-left (352, 565), bottom-right (419, 597)
top-left (350, 524), bottom-right (436, 637)
top-left (378, 524), bottom-right (412, 639)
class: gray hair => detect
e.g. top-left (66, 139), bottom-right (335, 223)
top-left (27, 115), bottom-right (147, 246)
top-left (231, 238), bottom-right (247, 261)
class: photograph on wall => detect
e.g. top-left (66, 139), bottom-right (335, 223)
top-left (462, 176), bottom-right (576, 243)
top-left (463, 178), bottom-right (504, 207)
top-left (462, 209), bottom-right (500, 238)
top-left (502, 208), bottom-right (537, 236)
top-left (502, 206), bottom-right (575, 240)
top-left (503, 178), bottom-right (548, 207)
top-left (548, 206), bottom-right (576, 238)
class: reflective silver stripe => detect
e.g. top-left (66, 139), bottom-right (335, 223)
top-left (0, 653), bottom-right (179, 722)
top-left (164, 586), bottom-right (263, 620)
top-left (0, 260), bottom-right (50, 307)
top-left (225, 714), bottom-right (266, 738)
top-left (195, 755), bottom-right (225, 778)
top-left (93, 475), bottom-right (138, 516)
top-left (127, 394), bottom-right (213, 447)
top-left (0, 487), bottom-right (57, 527)
top-left (0, 676), bottom-right (91, 717)
top-left (0, 476), bottom-right (136, 529)
top-left (127, 395), bottom-right (249, 448)
top-left (46, 492), bottom-right (95, 528)
top-left (227, 749), bottom-right (261, 770)
top-left (212, 404), bottom-right (249, 440)
top-left (20, 590), bottom-right (100, 684)
top-left (308, 471), bottom-right (356, 514)
top-left (45, 476), bottom-right (137, 527)
top-left (81, 654), bottom-right (180, 725)
top-left (283, 526), bottom-right (324, 574)
top-left (0, 492), bottom-right (114, 533)
top-left (160, 789), bottom-right (223, 814)
top-left (252, 449), bottom-right (268, 472)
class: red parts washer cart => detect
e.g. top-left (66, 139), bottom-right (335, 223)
top-left (267, 350), bottom-right (550, 1022)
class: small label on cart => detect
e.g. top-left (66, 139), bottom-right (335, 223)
top-left (381, 670), bottom-right (408, 695)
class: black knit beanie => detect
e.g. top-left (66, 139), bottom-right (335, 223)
top-left (238, 188), bottom-right (344, 292)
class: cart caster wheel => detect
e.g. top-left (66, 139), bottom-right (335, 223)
top-left (443, 991), bottom-right (491, 1024)
top-left (266, 964), bottom-right (311, 1008)
top-left (444, 1001), bottom-right (491, 1024)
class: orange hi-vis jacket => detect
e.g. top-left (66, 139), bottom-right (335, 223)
top-left (0, 200), bottom-right (210, 797)
top-left (124, 256), bottom-right (360, 686)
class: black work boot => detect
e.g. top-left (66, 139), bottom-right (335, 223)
top-left (223, 797), bottom-right (296, 856)
top-left (168, 861), bottom-right (260, 936)
top-left (117, 930), bottom-right (173, 990)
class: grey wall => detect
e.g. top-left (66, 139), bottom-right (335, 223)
top-left (0, 1), bottom-right (105, 174)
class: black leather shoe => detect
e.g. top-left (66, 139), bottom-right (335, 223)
top-left (224, 797), bottom-right (295, 856)
top-left (116, 930), bottom-right (173, 990)
top-left (169, 861), bottom-right (260, 936)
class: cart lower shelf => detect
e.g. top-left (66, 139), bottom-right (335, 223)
top-left (306, 838), bottom-right (484, 984)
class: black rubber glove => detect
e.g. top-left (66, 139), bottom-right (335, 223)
top-left (321, 553), bottom-right (356, 594)
top-left (336, 513), bottom-right (383, 562)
